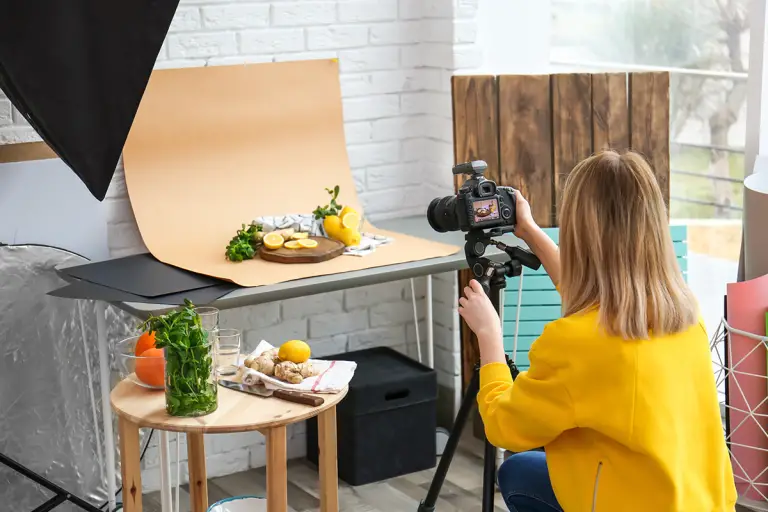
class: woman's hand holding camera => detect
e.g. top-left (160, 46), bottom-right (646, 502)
top-left (512, 190), bottom-right (561, 287)
top-left (513, 190), bottom-right (536, 242)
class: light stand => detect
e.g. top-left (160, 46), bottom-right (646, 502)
top-left (418, 228), bottom-right (541, 512)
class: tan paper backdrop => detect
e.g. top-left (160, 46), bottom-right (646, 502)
top-left (123, 59), bottom-right (459, 287)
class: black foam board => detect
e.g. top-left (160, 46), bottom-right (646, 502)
top-left (49, 279), bottom-right (237, 306)
top-left (60, 253), bottom-right (227, 297)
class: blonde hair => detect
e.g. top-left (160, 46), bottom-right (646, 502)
top-left (558, 150), bottom-right (697, 339)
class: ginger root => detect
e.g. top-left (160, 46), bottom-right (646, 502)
top-left (274, 361), bottom-right (303, 384)
top-left (249, 354), bottom-right (276, 376)
top-left (297, 362), bottom-right (318, 380)
top-left (264, 348), bottom-right (281, 363)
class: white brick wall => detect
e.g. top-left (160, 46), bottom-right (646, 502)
top-left (0, 0), bottom-right (483, 490)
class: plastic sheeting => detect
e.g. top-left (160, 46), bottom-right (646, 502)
top-left (0, 245), bottom-right (135, 510)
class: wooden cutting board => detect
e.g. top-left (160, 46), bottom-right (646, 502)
top-left (259, 236), bottom-right (345, 264)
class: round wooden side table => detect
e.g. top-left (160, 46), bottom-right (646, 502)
top-left (110, 380), bottom-right (347, 512)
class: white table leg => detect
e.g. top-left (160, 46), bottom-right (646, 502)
top-left (426, 275), bottom-right (434, 369)
top-left (96, 300), bottom-right (117, 511)
top-left (175, 432), bottom-right (180, 512)
top-left (160, 431), bottom-right (173, 512)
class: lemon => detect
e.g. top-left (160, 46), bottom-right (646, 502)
top-left (337, 227), bottom-right (362, 247)
top-left (278, 340), bottom-right (311, 364)
top-left (340, 206), bottom-right (358, 220)
top-left (298, 239), bottom-right (318, 249)
top-left (323, 215), bottom-right (342, 239)
top-left (291, 232), bottom-right (309, 240)
top-left (341, 211), bottom-right (361, 230)
top-left (284, 240), bottom-right (302, 249)
top-left (263, 232), bottom-right (285, 250)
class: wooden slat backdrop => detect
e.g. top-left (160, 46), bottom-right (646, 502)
top-left (451, 75), bottom-right (499, 391)
top-left (498, 75), bottom-right (553, 228)
top-left (451, 75), bottom-right (500, 190)
top-left (592, 73), bottom-right (629, 152)
top-left (630, 72), bottom-right (671, 207)
top-left (451, 71), bottom-right (670, 394)
top-left (552, 74), bottom-right (593, 219)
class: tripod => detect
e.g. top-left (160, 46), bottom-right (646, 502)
top-left (418, 228), bottom-right (541, 512)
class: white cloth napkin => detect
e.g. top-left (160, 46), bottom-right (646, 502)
top-left (344, 232), bottom-right (393, 257)
top-left (237, 340), bottom-right (356, 394)
top-left (253, 214), bottom-right (322, 235)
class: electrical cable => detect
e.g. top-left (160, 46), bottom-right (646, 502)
top-left (98, 429), bottom-right (155, 511)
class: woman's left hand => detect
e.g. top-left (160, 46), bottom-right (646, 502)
top-left (459, 280), bottom-right (502, 339)
top-left (459, 280), bottom-right (506, 365)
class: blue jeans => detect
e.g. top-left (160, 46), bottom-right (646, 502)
top-left (497, 451), bottom-right (563, 512)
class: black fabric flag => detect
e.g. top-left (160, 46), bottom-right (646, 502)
top-left (0, 0), bottom-right (180, 200)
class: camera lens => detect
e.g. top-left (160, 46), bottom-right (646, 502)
top-left (427, 196), bottom-right (460, 233)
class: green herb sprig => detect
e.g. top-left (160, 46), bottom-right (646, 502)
top-left (139, 299), bottom-right (217, 417)
top-left (312, 185), bottom-right (342, 219)
top-left (225, 222), bottom-right (263, 262)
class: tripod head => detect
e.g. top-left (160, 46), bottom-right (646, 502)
top-left (464, 227), bottom-right (542, 296)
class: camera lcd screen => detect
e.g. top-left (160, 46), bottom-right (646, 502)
top-left (472, 198), bottom-right (500, 223)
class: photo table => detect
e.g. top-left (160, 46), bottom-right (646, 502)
top-left (53, 215), bottom-right (523, 512)
top-left (110, 379), bottom-right (347, 512)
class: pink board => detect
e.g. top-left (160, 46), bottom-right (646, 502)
top-left (726, 273), bottom-right (768, 500)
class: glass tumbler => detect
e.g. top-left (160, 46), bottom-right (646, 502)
top-left (214, 328), bottom-right (242, 377)
top-left (194, 306), bottom-right (220, 332)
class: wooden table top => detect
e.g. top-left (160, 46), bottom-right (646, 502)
top-left (110, 379), bottom-right (347, 434)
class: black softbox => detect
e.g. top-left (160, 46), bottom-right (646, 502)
top-left (0, 0), bottom-right (180, 200)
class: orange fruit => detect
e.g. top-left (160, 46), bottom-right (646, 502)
top-left (135, 331), bottom-right (156, 356)
top-left (135, 347), bottom-right (165, 388)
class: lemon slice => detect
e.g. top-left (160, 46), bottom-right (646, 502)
top-left (291, 232), bottom-right (309, 240)
top-left (341, 211), bottom-right (361, 230)
top-left (263, 232), bottom-right (284, 250)
top-left (298, 239), bottom-right (318, 249)
top-left (284, 240), bottom-right (302, 249)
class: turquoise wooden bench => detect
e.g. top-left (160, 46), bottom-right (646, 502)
top-left (503, 226), bottom-right (689, 370)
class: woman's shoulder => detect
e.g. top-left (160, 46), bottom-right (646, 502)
top-left (530, 310), bottom-right (602, 363)
top-left (542, 308), bottom-right (601, 339)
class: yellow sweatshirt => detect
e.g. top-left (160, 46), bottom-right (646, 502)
top-left (478, 309), bottom-right (736, 511)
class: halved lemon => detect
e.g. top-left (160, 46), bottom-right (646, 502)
top-left (284, 240), bottom-right (302, 249)
top-left (341, 211), bottom-right (361, 230)
top-left (263, 232), bottom-right (285, 250)
top-left (298, 239), bottom-right (318, 249)
top-left (291, 232), bottom-right (309, 240)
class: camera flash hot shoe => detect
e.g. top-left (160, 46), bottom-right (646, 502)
top-left (418, 229), bottom-right (541, 512)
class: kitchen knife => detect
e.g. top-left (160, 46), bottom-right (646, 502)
top-left (219, 380), bottom-right (324, 407)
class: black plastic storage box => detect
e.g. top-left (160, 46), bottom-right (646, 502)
top-left (306, 346), bottom-right (437, 485)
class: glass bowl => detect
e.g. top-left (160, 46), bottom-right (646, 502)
top-left (115, 335), bottom-right (166, 390)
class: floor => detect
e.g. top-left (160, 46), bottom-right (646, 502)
top-left (143, 433), bottom-right (506, 512)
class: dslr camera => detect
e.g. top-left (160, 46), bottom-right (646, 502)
top-left (427, 160), bottom-right (517, 233)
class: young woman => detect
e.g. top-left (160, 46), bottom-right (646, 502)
top-left (459, 151), bottom-right (736, 511)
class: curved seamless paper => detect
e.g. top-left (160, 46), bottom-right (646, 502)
top-left (123, 59), bottom-right (459, 287)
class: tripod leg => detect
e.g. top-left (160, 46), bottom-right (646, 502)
top-left (482, 439), bottom-right (497, 511)
top-left (418, 367), bottom-right (481, 512)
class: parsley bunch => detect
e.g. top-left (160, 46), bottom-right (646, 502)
top-left (139, 299), bottom-right (218, 417)
top-left (225, 222), bottom-right (263, 262)
top-left (313, 185), bottom-right (342, 219)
